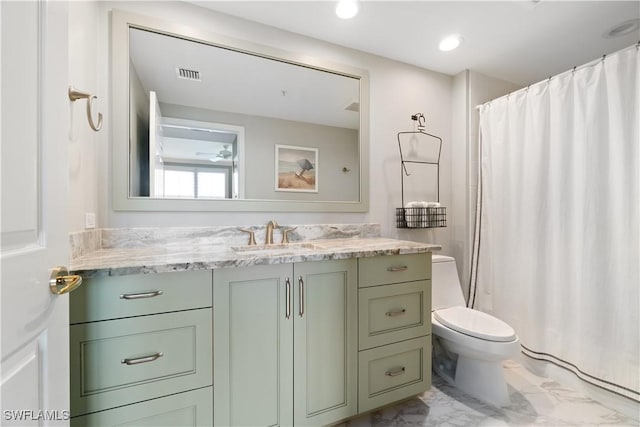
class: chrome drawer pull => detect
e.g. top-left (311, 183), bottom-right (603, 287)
top-left (385, 366), bottom-right (406, 377)
top-left (385, 308), bottom-right (407, 317)
top-left (387, 266), bottom-right (408, 272)
top-left (298, 276), bottom-right (305, 318)
top-left (121, 352), bottom-right (164, 365)
top-left (285, 277), bottom-right (292, 319)
top-left (119, 290), bottom-right (164, 300)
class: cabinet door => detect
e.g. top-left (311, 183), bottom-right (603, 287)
top-left (358, 336), bottom-right (431, 413)
top-left (293, 260), bottom-right (357, 426)
top-left (359, 280), bottom-right (431, 350)
top-left (70, 270), bottom-right (212, 324)
top-left (359, 253), bottom-right (431, 288)
top-left (213, 264), bottom-right (293, 427)
top-left (71, 387), bottom-right (212, 426)
top-left (70, 309), bottom-right (212, 417)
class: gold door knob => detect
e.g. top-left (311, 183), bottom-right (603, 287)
top-left (49, 267), bottom-right (83, 295)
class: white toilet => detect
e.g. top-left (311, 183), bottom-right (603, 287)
top-left (431, 255), bottom-right (520, 406)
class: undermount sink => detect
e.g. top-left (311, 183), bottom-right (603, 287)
top-left (231, 242), bottom-right (317, 253)
top-left (231, 238), bottom-right (377, 254)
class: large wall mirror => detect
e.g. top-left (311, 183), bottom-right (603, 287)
top-left (112, 10), bottom-right (369, 212)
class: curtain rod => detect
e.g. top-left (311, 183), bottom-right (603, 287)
top-left (475, 41), bottom-right (640, 110)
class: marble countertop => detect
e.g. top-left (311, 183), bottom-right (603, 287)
top-left (70, 237), bottom-right (441, 278)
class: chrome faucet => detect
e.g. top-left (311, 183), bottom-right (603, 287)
top-left (265, 220), bottom-right (279, 244)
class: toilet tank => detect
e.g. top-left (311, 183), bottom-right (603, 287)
top-left (432, 255), bottom-right (466, 310)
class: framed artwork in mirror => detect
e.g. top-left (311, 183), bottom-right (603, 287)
top-left (275, 145), bottom-right (318, 193)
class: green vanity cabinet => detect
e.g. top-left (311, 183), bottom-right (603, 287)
top-left (356, 253), bottom-right (432, 412)
top-left (69, 384), bottom-right (213, 426)
top-left (69, 250), bottom-right (432, 426)
top-left (293, 260), bottom-right (358, 426)
top-left (69, 270), bottom-right (213, 426)
top-left (214, 259), bottom-right (358, 427)
top-left (213, 263), bottom-right (292, 427)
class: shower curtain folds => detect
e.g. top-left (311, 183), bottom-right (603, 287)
top-left (474, 45), bottom-right (639, 403)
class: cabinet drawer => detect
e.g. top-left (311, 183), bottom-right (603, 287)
top-left (71, 386), bottom-right (212, 426)
top-left (70, 270), bottom-right (212, 324)
top-left (358, 253), bottom-right (431, 288)
top-left (70, 309), bottom-right (212, 417)
top-left (358, 337), bottom-right (431, 413)
top-left (359, 281), bottom-right (431, 350)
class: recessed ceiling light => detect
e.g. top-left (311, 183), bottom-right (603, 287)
top-left (439, 34), bottom-right (463, 52)
top-left (336, 0), bottom-right (359, 19)
top-left (603, 19), bottom-right (640, 38)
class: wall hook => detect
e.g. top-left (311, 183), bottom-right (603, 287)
top-left (68, 86), bottom-right (103, 132)
top-left (411, 112), bottom-right (426, 131)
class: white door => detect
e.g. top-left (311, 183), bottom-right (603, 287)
top-left (149, 90), bottom-right (165, 197)
top-left (1, 1), bottom-right (71, 425)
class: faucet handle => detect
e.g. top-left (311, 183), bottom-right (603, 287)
top-left (281, 227), bottom-right (297, 244)
top-left (238, 228), bottom-right (257, 246)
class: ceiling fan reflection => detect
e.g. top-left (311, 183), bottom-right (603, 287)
top-left (196, 144), bottom-right (233, 162)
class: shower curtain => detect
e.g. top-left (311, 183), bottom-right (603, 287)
top-left (472, 45), bottom-right (639, 402)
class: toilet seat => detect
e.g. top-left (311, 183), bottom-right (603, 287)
top-left (433, 307), bottom-right (516, 342)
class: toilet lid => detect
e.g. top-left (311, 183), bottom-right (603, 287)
top-left (434, 307), bottom-right (517, 342)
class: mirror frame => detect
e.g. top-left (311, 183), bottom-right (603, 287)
top-left (111, 10), bottom-right (369, 212)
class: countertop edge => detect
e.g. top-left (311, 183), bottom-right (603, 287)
top-left (71, 240), bottom-right (440, 278)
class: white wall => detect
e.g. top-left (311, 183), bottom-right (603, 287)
top-left (449, 70), bottom-right (521, 302)
top-left (68, 1), bottom-right (101, 232)
top-left (68, 1), bottom-right (454, 248)
top-left (449, 70), bottom-right (469, 285)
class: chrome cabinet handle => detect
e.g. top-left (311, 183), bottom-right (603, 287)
top-left (387, 265), bottom-right (408, 272)
top-left (385, 308), bottom-right (407, 317)
top-left (385, 366), bottom-right (406, 377)
top-left (121, 352), bottom-right (164, 365)
top-left (119, 290), bottom-right (164, 300)
top-left (285, 277), bottom-right (291, 319)
top-left (298, 276), bottom-right (304, 317)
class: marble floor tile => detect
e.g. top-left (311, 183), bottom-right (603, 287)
top-left (343, 361), bottom-right (639, 427)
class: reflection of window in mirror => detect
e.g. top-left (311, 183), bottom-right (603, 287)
top-left (163, 166), bottom-right (231, 199)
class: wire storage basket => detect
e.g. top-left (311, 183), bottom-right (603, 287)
top-left (395, 113), bottom-right (447, 229)
top-left (396, 207), bottom-right (447, 229)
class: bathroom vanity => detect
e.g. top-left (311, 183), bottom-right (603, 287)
top-left (68, 226), bottom-right (438, 426)
top-left (69, 271), bottom-right (213, 426)
top-left (213, 259), bottom-right (357, 427)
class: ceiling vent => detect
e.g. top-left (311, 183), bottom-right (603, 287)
top-left (176, 68), bottom-right (201, 82)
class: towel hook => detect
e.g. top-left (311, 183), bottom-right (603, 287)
top-left (68, 86), bottom-right (103, 132)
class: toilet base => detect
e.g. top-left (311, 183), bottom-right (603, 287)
top-left (454, 355), bottom-right (511, 406)
top-left (433, 336), bottom-right (512, 407)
